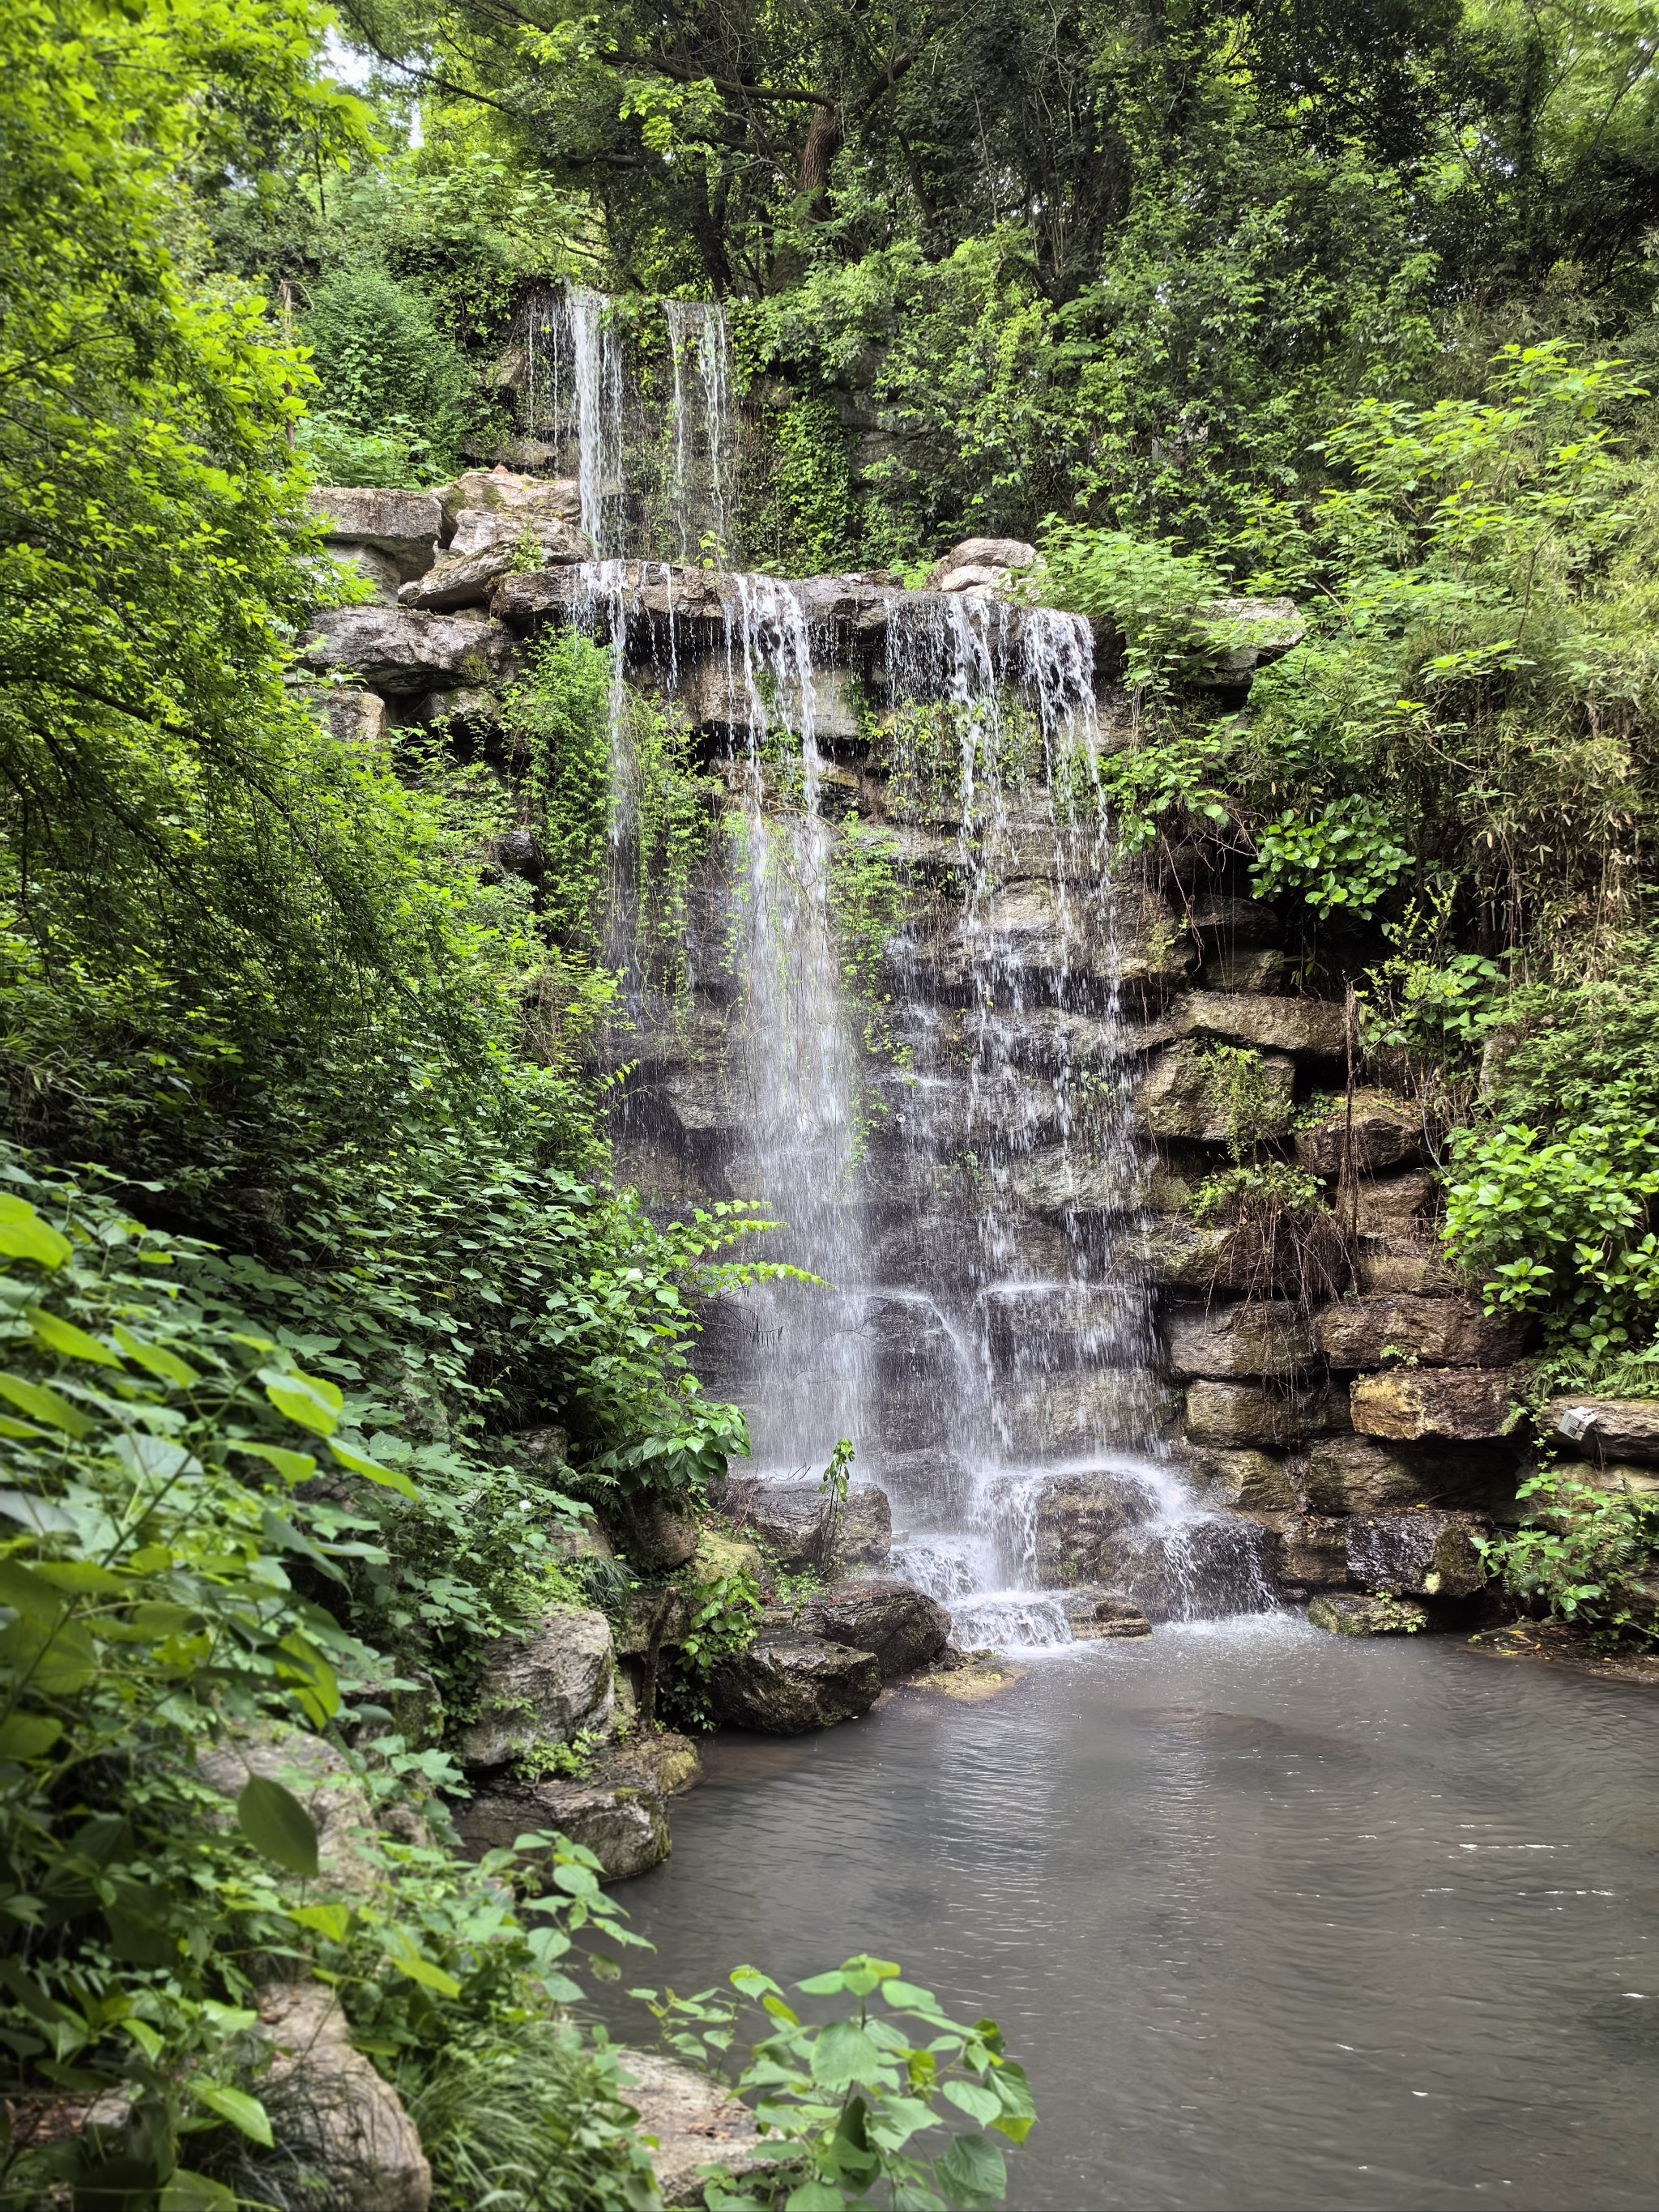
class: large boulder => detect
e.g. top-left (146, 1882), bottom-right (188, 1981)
top-left (612, 1493), bottom-right (702, 1572)
top-left (399, 509), bottom-right (594, 612)
top-left (1029, 1466), bottom-right (1162, 1583)
top-left (1294, 1090), bottom-right (1427, 1176)
top-left (257, 1982), bottom-right (431, 2211)
top-left (454, 1775), bottom-right (669, 1882)
top-left (1135, 1042), bottom-right (1295, 1144)
top-left (433, 466), bottom-right (580, 540)
top-left (1174, 991), bottom-right (1347, 1058)
top-left (1351, 1368), bottom-right (1520, 1442)
top-left (1345, 1511), bottom-right (1489, 1598)
top-left (1545, 1396), bottom-right (1659, 1466)
top-left (299, 606), bottom-right (517, 696)
top-left (1164, 1298), bottom-right (1315, 1379)
top-left (1307, 1592), bottom-right (1428, 1636)
top-left (706, 1636), bottom-right (881, 1733)
top-left (1193, 595), bottom-right (1304, 681)
top-left (617, 2048), bottom-right (781, 2206)
top-left (720, 1477), bottom-right (892, 1571)
top-left (307, 487), bottom-right (441, 579)
top-left (455, 1609), bottom-right (615, 1770)
top-left (198, 1724), bottom-right (379, 1899)
top-left (1316, 1295), bottom-right (1526, 1370)
top-left (791, 1578), bottom-right (951, 1681)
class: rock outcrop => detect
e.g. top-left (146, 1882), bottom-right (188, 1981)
top-left (789, 1577), bottom-right (951, 1681)
top-left (707, 1635), bottom-right (882, 1733)
top-left (455, 1608), bottom-right (616, 1770)
top-left (617, 2048), bottom-right (782, 2206)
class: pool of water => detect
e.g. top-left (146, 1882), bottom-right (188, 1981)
top-left (598, 1617), bottom-right (1659, 2210)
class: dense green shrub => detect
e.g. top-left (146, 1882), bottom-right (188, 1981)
top-left (301, 267), bottom-right (473, 481)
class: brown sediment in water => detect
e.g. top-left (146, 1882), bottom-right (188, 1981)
top-left (1465, 1620), bottom-right (1659, 1688)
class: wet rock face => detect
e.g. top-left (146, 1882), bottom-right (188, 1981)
top-left (1182, 1446), bottom-right (1299, 1511)
top-left (1316, 1295), bottom-right (1527, 1370)
top-left (1293, 1090), bottom-right (1428, 1176)
top-left (1302, 1433), bottom-right (1457, 1514)
top-left (1056, 1587), bottom-right (1153, 1638)
top-left (707, 1636), bottom-right (882, 1733)
top-left (1174, 991), bottom-right (1347, 1059)
top-left (198, 1724), bottom-right (381, 1899)
top-left (612, 1493), bottom-right (702, 1572)
top-left (1307, 1591), bottom-right (1428, 1636)
top-left (1164, 1298), bottom-right (1316, 1379)
top-left (1345, 1511), bottom-right (1489, 1598)
top-left (1136, 1041), bottom-right (1296, 1144)
top-left (1278, 1515), bottom-right (1350, 1586)
top-left (455, 1609), bottom-right (616, 1770)
top-left (455, 1775), bottom-right (670, 1881)
top-left (791, 1577), bottom-right (951, 1681)
top-left (1350, 1367), bottom-right (1520, 1442)
top-left (720, 1477), bottom-right (893, 1571)
top-left (1029, 1468), bottom-right (1162, 1583)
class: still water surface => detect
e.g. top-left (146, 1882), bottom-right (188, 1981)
top-left (602, 1617), bottom-right (1659, 2210)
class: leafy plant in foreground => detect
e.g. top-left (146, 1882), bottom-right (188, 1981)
top-left (635, 1954), bottom-right (1035, 2210)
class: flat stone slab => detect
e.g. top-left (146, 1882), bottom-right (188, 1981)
top-left (908, 1651), bottom-right (1029, 1700)
top-left (1545, 1396), bottom-right (1659, 1465)
top-left (1351, 1368), bottom-right (1520, 1442)
top-left (617, 2048), bottom-right (782, 2205)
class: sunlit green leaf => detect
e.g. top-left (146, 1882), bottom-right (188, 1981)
top-left (0, 1373), bottom-right (91, 1435)
top-left (26, 1306), bottom-right (122, 1367)
top-left (0, 1196), bottom-right (70, 1271)
top-left (188, 2080), bottom-right (274, 2147)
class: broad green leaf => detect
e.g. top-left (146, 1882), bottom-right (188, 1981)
top-left (0, 1373), bottom-right (90, 1435)
top-left (0, 1490), bottom-right (75, 1533)
top-left (0, 1416), bottom-right (43, 1440)
top-left (389, 1941), bottom-right (462, 1998)
top-left (188, 2080), bottom-right (274, 2147)
top-left (161, 2172), bottom-right (237, 2212)
top-left (0, 1558), bottom-right (65, 1618)
top-left (783, 2186), bottom-right (844, 2211)
top-left (809, 2018), bottom-right (884, 2090)
top-left (276, 1631), bottom-right (340, 1724)
top-left (795, 1970), bottom-right (851, 1996)
top-left (260, 1366), bottom-right (343, 1438)
top-left (885, 1980), bottom-right (942, 2010)
top-left (235, 1774), bottom-right (319, 1878)
top-left (32, 1561), bottom-right (126, 1596)
top-left (0, 1712), bottom-right (62, 1758)
top-left (935, 2132), bottom-right (1007, 2203)
top-left (26, 1307), bottom-right (121, 1367)
top-left (0, 1613), bottom-right (97, 1695)
top-left (0, 1196), bottom-right (70, 1271)
top-left (327, 1437), bottom-right (417, 1501)
top-left (234, 1441), bottom-right (317, 1485)
top-left (113, 1325), bottom-right (199, 1387)
top-left (943, 2078), bottom-right (1002, 2125)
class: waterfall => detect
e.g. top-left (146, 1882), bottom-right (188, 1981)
top-left (663, 301), bottom-right (735, 562)
top-left (718, 575), bottom-right (872, 1474)
top-left (518, 287), bottom-right (736, 563)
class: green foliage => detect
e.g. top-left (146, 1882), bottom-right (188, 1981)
top-left (1193, 1046), bottom-right (1288, 1163)
top-left (0, 1167), bottom-right (657, 2201)
top-left (1478, 1467), bottom-right (1659, 1643)
top-left (510, 629), bottom-right (619, 951)
top-left (775, 399), bottom-right (857, 576)
top-left (635, 1954), bottom-right (1035, 2210)
top-left (301, 267), bottom-right (474, 481)
top-left (1249, 799), bottom-right (1411, 919)
top-left (1188, 1161), bottom-right (1326, 1224)
top-left (827, 818), bottom-right (909, 1060)
top-left (1034, 527), bottom-right (1225, 696)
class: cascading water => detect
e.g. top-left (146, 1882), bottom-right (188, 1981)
top-left (718, 577), bottom-right (872, 1473)
top-left (868, 592), bottom-right (1276, 1642)
top-left (518, 286), bottom-right (736, 562)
